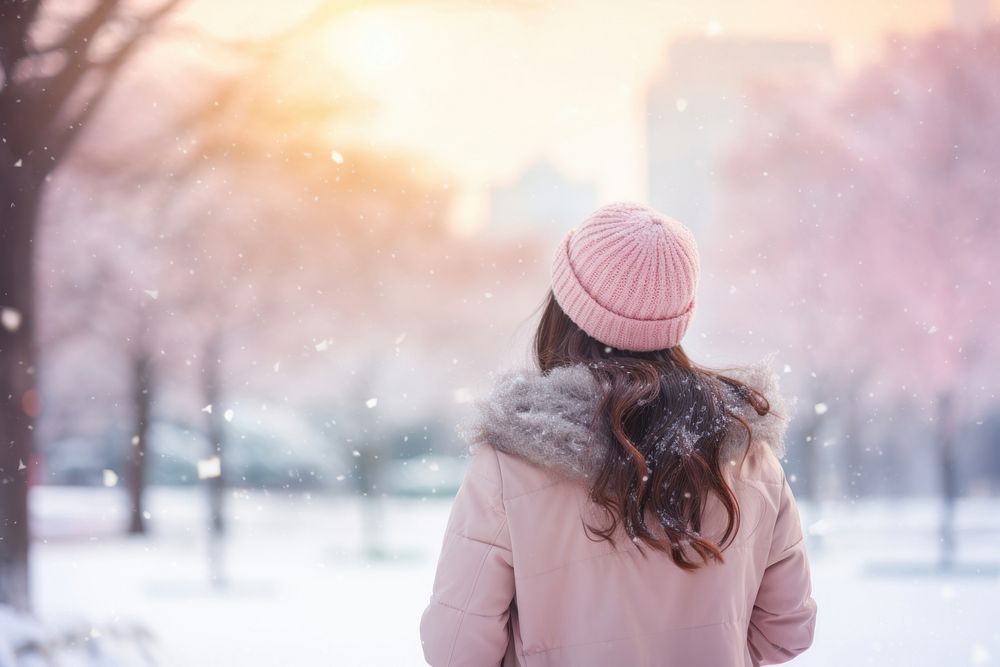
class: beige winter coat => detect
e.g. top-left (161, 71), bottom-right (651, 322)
top-left (420, 361), bottom-right (817, 666)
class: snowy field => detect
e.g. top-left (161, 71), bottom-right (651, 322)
top-left (28, 486), bottom-right (1000, 667)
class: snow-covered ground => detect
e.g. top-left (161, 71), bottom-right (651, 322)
top-left (27, 487), bottom-right (1000, 666)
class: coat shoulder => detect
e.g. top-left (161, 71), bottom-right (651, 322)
top-left (480, 444), bottom-right (579, 501)
top-left (736, 438), bottom-right (787, 488)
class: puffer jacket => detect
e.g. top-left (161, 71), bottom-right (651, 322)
top-left (419, 359), bottom-right (817, 666)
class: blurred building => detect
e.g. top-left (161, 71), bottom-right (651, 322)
top-left (952, 0), bottom-right (993, 30)
top-left (646, 36), bottom-right (833, 240)
top-left (488, 160), bottom-right (597, 240)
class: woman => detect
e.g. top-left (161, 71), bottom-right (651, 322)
top-left (419, 202), bottom-right (817, 666)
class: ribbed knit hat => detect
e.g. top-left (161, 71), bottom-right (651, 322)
top-left (550, 201), bottom-right (700, 352)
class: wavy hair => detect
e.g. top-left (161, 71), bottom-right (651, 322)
top-left (533, 291), bottom-right (770, 570)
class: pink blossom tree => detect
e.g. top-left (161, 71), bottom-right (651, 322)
top-left (714, 27), bottom-right (1000, 565)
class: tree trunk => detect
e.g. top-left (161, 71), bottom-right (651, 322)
top-left (0, 168), bottom-right (41, 611)
top-left (352, 354), bottom-right (387, 560)
top-left (843, 403), bottom-right (865, 499)
top-left (203, 333), bottom-right (226, 586)
top-left (797, 412), bottom-right (823, 503)
top-left (937, 390), bottom-right (958, 570)
top-left (791, 411), bottom-right (825, 553)
top-left (126, 354), bottom-right (153, 535)
top-left (356, 449), bottom-right (387, 560)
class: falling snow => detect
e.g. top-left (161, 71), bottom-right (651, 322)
top-left (1, 307), bottom-right (21, 332)
top-left (197, 456), bottom-right (222, 480)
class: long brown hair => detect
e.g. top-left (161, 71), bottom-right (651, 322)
top-left (533, 291), bottom-right (770, 571)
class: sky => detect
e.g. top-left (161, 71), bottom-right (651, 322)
top-left (187, 0), bottom-right (992, 230)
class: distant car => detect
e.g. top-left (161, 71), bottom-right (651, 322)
top-left (376, 455), bottom-right (468, 497)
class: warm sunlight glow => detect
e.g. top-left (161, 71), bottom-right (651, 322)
top-left (446, 188), bottom-right (487, 238)
top-left (327, 12), bottom-right (404, 76)
top-left (318, 1), bottom-right (956, 208)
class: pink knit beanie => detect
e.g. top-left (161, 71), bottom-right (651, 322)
top-left (550, 201), bottom-right (700, 352)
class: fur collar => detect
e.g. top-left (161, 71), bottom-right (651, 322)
top-left (456, 356), bottom-right (793, 483)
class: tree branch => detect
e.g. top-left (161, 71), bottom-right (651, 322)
top-left (41, 0), bottom-right (185, 166)
top-left (0, 0), bottom-right (42, 78)
top-left (32, 0), bottom-right (119, 55)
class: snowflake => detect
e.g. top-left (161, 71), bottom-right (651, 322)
top-left (197, 456), bottom-right (222, 479)
top-left (1, 307), bottom-right (22, 332)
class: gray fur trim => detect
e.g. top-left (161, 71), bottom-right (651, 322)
top-left (456, 355), bottom-right (793, 483)
top-left (719, 352), bottom-right (794, 460)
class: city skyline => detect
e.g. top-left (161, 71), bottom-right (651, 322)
top-left (310, 0), bottom-right (991, 233)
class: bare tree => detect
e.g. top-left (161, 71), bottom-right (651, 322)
top-left (0, 0), bottom-right (183, 611)
top-left (2, 0), bottom-right (518, 607)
